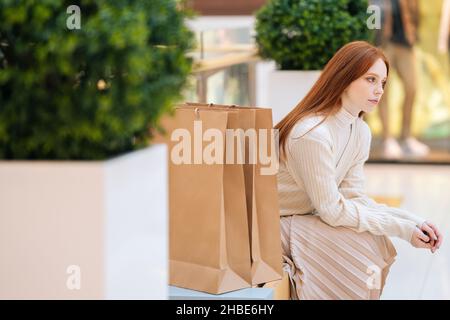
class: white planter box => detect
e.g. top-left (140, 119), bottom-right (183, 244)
top-left (0, 145), bottom-right (168, 299)
top-left (267, 70), bottom-right (321, 125)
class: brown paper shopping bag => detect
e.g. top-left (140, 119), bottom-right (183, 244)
top-left (179, 103), bottom-right (283, 286)
top-left (155, 107), bottom-right (252, 294)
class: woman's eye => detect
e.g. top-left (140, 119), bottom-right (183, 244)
top-left (367, 77), bottom-right (376, 83)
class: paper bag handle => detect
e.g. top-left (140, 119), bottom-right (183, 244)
top-left (185, 102), bottom-right (239, 108)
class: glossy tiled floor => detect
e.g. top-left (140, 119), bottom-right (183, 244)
top-left (364, 164), bottom-right (450, 299)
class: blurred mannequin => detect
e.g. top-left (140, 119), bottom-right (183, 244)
top-left (376, 0), bottom-right (430, 158)
top-left (438, 0), bottom-right (450, 55)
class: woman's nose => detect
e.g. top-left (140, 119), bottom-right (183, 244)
top-left (375, 85), bottom-right (384, 96)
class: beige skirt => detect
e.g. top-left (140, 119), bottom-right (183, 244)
top-left (280, 214), bottom-right (397, 300)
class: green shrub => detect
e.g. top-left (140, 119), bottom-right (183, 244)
top-left (255, 0), bottom-right (370, 70)
top-left (0, 0), bottom-right (194, 159)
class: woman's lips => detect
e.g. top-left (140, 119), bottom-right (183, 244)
top-left (368, 99), bottom-right (379, 105)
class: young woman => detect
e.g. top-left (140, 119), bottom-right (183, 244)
top-left (276, 41), bottom-right (443, 300)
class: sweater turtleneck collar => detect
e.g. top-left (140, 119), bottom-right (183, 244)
top-left (332, 106), bottom-right (358, 128)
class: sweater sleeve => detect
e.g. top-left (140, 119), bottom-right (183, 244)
top-left (338, 121), bottom-right (426, 238)
top-left (285, 126), bottom-right (419, 242)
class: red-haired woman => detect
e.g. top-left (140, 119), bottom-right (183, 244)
top-left (276, 41), bottom-right (443, 300)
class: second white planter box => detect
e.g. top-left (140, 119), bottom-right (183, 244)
top-left (268, 70), bottom-right (321, 125)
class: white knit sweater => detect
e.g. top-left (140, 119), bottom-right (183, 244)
top-left (277, 107), bottom-right (426, 242)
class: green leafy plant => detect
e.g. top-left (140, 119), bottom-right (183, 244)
top-left (0, 0), bottom-right (194, 159)
top-left (255, 0), bottom-right (370, 70)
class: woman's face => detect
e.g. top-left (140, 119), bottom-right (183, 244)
top-left (341, 58), bottom-right (388, 115)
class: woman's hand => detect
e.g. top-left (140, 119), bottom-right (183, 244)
top-left (421, 221), bottom-right (443, 253)
top-left (410, 227), bottom-right (434, 250)
top-left (410, 221), bottom-right (443, 253)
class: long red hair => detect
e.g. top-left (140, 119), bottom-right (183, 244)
top-left (275, 41), bottom-right (389, 160)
